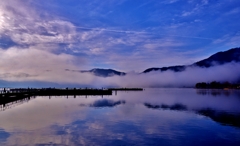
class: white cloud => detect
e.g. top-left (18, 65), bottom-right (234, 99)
top-left (162, 0), bottom-right (179, 4)
top-left (0, 0), bottom-right (78, 51)
top-left (89, 47), bottom-right (105, 55)
top-left (144, 42), bottom-right (184, 49)
top-left (225, 8), bottom-right (240, 15)
top-left (181, 0), bottom-right (209, 17)
top-left (0, 47), bottom-right (87, 83)
top-left (212, 33), bottom-right (240, 48)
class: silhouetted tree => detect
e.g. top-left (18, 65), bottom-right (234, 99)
top-left (210, 81), bottom-right (222, 89)
top-left (195, 82), bottom-right (207, 88)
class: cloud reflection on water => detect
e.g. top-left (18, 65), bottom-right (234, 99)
top-left (0, 129), bottom-right (10, 144)
top-left (0, 89), bottom-right (240, 145)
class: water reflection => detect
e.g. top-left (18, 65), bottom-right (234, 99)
top-left (197, 108), bottom-right (240, 128)
top-left (144, 102), bottom-right (240, 128)
top-left (0, 129), bottom-right (10, 143)
top-left (196, 89), bottom-right (239, 97)
top-left (0, 89), bottom-right (240, 145)
top-left (81, 99), bottom-right (126, 108)
top-left (144, 103), bottom-right (187, 111)
top-left (0, 96), bottom-right (36, 112)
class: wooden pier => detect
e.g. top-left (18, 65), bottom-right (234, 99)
top-left (0, 87), bottom-right (143, 110)
top-left (108, 88), bottom-right (143, 91)
top-left (0, 88), bottom-right (112, 108)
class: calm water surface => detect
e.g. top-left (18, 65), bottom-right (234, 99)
top-left (0, 88), bottom-right (240, 146)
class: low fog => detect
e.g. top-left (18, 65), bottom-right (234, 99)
top-left (0, 47), bottom-right (239, 88)
top-left (95, 62), bottom-right (240, 88)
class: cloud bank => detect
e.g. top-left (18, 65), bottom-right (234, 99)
top-left (0, 55), bottom-right (239, 88)
top-left (95, 62), bottom-right (240, 88)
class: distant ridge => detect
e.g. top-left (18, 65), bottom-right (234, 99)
top-left (194, 47), bottom-right (240, 67)
top-left (143, 65), bottom-right (185, 73)
top-left (81, 68), bottom-right (126, 77)
top-left (68, 47), bottom-right (240, 77)
top-left (143, 47), bottom-right (240, 73)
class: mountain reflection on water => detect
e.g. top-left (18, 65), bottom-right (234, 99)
top-left (144, 103), bottom-right (240, 128)
top-left (88, 99), bottom-right (125, 108)
top-left (0, 88), bottom-right (240, 146)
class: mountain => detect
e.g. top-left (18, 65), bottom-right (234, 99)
top-left (81, 68), bottom-right (126, 77)
top-left (143, 47), bottom-right (240, 73)
top-left (194, 47), bottom-right (240, 67)
top-left (143, 65), bottom-right (186, 73)
top-left (75, 47), bottom-right (240, 77)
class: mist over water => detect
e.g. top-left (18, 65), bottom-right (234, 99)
top-left (1, 62), bottom-right (239, 88)
top-left (87, 62), bottom-right (240, 88)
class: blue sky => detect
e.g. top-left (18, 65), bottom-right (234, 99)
top-left (0, 0), bottom-right (239, 75)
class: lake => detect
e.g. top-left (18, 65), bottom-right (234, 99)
top-left (0, 88), bottom-right (240, 146)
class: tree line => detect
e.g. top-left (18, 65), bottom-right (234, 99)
top-left (195, 81), bottom-right (240, 89)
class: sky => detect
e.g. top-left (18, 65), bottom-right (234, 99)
top-left (0, 0), bottom-right (239, 87)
